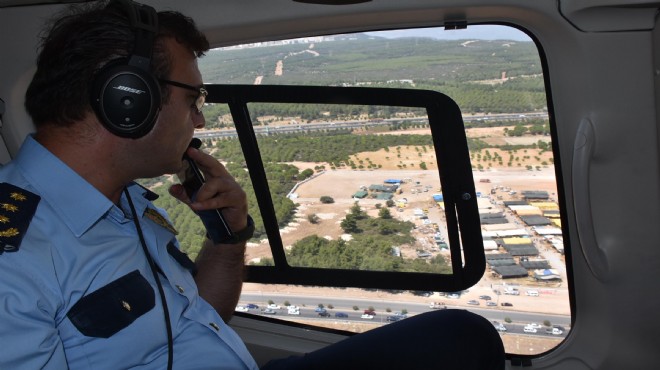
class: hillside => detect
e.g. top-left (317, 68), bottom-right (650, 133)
top-left (198, 34), bottom-right (546, 127)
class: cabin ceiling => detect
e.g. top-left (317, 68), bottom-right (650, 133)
top-left (0, 0), bottom-right (657, 38)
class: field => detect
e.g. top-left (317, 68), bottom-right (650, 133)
top-left (245, 125), bottom-right (558, 261)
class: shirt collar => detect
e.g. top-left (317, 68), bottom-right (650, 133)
top-left (15, 136), bottom-right (151, 237)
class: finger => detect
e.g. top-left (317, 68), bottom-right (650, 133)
top-left (191, 179), bottom-right (247, 212)
top-left (191, 186), bottom-right (248, 230)
top-left (168, 183), bottom-right (192, 204)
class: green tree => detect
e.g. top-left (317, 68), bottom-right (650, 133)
top-left (308, 213), bottom-right (320, 224)
top-left (320, 196), bottom-right (335, 204)
top-left (349, 202), bottom-right (367, 219)
top-left (378, 224), bottom-right (394, 235)
top-left (379, 208), bottom-right (392, 219)
top-left (340, 214), bottom-right (360, 233)
top-left (299, 168), bottom-right (314, 180)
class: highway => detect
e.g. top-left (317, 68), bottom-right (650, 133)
top-left (237, 291), bottom-right (570, 339)
top-left (195, 112), bottom-right (549, 139)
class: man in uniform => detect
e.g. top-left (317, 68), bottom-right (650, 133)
top-left (0, 1), bottom-right (257, 368)
top-left (0, 1), bottom-right (504, 369)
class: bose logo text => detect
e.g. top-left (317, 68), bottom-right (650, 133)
top-left (113, 85), bottom-right (146, 94)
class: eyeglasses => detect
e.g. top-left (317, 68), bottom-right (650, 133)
top-left (159, 79), bottom-right (208, 113)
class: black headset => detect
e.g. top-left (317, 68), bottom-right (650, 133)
top-left (90, 0), bottom-right (161, 139)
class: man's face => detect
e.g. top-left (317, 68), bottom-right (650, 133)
top-left (142, 38), bottom-right (206, 177)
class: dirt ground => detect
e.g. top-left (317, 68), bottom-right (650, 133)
top-left (245, 126), bottom-right (559, 272)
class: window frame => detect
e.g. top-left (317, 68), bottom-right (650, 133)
top-left (205, 84), bottom-right (485, 292)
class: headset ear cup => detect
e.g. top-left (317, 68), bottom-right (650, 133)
top-left (91, 61), bottom-right (161, 138)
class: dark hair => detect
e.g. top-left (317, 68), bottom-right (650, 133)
top-left (24, 0), bottom-right (209, 127)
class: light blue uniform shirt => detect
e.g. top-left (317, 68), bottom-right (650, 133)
top-left (0, 136), bottom-right (258, 370)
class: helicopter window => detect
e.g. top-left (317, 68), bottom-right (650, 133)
top-left (144, 24), bottom-right (569, 357)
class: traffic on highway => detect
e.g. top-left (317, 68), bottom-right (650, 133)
top-left (194, 112), bottom-right (549, 139)
top-left (236, 292), bottom-right (570, 339)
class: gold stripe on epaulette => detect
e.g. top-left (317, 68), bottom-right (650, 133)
top-left (10, 192), bottom-right (27, 201)
top-left (144, 208), bottom-right (178, 235)
top-left (1, 203), bottom-right (18, 212)
top-left (0, 228), bottom-right (19, 237)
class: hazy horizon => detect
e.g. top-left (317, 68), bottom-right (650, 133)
top-left (366, 25), bottom-right (532, 42)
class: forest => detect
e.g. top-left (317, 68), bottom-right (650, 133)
top-left (198, 33), bottom-right (546, 129)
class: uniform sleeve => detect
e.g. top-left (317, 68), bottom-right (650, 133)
top-left (0, 252), bottom-right (68, 369)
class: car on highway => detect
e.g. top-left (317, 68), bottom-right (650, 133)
top-left (246, 304), bottom-right (259, 309)
top-left (467, 300), bottom-right (480, 305)
top-left (501, 302), bottom-right (513, 307)
top-left (412, 290), bottom-right (433, 297)
top-left (387, 315), bottom-right (402, 322)
top-left (235, 305), bottom-right (249, 312)
top-left (262, 308), bottom-right (277, 315)
top-left (267, 304), bottom-right (281, 310)
top-left (288, 308), bottom-right (300, 315)
top-left (360, 314), bottom-right (374, 320)
top-left (524, 326), bottom-right (538, 333)
top-left (314, 307), bottom-right (327, 313)
top-left (479, 295), bottom-right (492, 300)
top-left (486, 301), bottom-right (497, 307)
top-left (318, 311), bottom-right (331, 317)
top-left (546, 328), bottom-right (563, 335)
top-left (334, 312), bottom-right (348, 318)
top-left (363, 309), bottom-right (376, 315)
top-left (429, 302), bottom-right (446, 309)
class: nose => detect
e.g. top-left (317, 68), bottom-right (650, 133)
top-left (193, 110), bottom-right (206, 129)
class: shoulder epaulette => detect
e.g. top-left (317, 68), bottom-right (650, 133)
top-left (133, 182), bottom-right (159, 201)
top-left (0, 182), bottom-right (40, 254)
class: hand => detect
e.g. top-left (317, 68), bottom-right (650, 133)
top-left (169, 146), bottom-right (248, 232)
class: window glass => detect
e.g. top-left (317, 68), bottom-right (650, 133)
top-left (245, 102), bottom-right (453, 274)
top-left (146, 25), bottom-right (569, 356)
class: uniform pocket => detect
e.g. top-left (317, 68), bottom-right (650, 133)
top-left (67, 270), bottom-right (155, 338)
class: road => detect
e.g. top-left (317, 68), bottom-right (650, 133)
top-left (195, 112), bottom-right (549, 139)
top-left (238, 292), bottom-right (570, 339)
